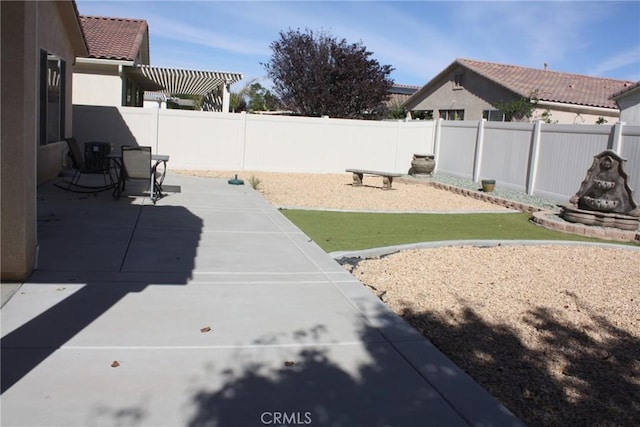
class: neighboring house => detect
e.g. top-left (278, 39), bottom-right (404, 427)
top-left (1, 0), bottom-right (88, 280)
top-left (403, 58), bottom-right (636, 124)
top-left (74, 15), bottom-right (242, 112)
top-left (386, 84), bottom-right (420, 110)
top-left (612, 81), bottom-right (640, 125)
top-left (73, 16), bottom-right (158, 107)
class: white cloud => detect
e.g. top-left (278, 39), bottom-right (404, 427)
top-left (146, 13), bottom-right (268, 56)
top-left (589, 48), bottom-right (640, 78)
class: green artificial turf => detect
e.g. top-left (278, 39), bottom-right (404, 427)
top-left (281, 210), bottom-right (630, 253)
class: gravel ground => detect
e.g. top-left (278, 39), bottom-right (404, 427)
top-left (428, 172), bottom-right (562, 211)
top-left (176, 170), bottom-right (512, 212)
top-left (177, 170), bottom-right (640, 426)
top-left (351, 246), bottom-right (640, 426)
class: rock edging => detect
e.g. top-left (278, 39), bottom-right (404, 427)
top-left (531, 210), bottom-right (640, 243)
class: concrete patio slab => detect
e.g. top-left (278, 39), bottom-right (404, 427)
top-left (1, 171), bottom-right (524, 426)
top-left (1, 343), bottom-right (470, 427)
top-left (3, 281), bottom-right (390, 348)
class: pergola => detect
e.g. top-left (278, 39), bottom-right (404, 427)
top-left (125, 65), bottom-right (243, 112)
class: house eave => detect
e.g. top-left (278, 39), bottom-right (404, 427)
top-left (76, 57), bottom-right (135, 66)
top-left (57, 0), bottom-right (89, 57)
top-left (535, 100), bottom-right (619, 116)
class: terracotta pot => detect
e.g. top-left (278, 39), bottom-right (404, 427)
top-left (410, 154), bottom-right (435, 175)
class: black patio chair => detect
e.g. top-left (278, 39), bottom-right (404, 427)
top-left (112, 146), bottom-right (164, 204)
top-left (55, 137), bottom-right (115, 192)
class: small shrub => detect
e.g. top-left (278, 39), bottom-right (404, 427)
top-left (249, 176), bottom-right (261, 189)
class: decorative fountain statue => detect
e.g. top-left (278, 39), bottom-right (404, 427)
top-left (561, 150), bottom-right (640, 231)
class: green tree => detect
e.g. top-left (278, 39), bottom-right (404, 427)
top-left (229, 78), bottom-right (257, 113)
top-left (247, 83), bottom-right (281, 112)
top-left (496, 90), bottom-right (539, 122)
top-left (262, 28), bottom-right (394, 119)
top-left (384, 102), bottom-right (408, 120)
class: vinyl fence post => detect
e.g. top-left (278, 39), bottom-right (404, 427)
top-left (611, 121), bottom-right (625, 155)
top-left (153, 107), bottom-right (160, 154)
top-left (433, 119), bottom-right (442, 174)
top-left (526, 120), bottom-right (543, 196)
top-left (472, 119), bottom-right (485, 183)
top-left (322, 115), bottom-right (330, 173)
top-left (241, 111), bottom-right (248, 170)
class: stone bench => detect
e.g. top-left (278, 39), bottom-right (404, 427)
top-left (345, 169), bottom-right (403, 190)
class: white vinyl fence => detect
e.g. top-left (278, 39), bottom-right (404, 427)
top-left (73, 105), bottom-right (640, 203)
top-left (72, 106), bottom-right (434, 174)
top-left (435, 120), bottom-right (640, 203)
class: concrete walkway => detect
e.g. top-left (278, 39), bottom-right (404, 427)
top-left (1, 172), bottom-right (524, 426)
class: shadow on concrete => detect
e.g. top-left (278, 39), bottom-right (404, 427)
top-left (186, 325), bottom-right (439, 426)
top-left (1, 185), bottom-right (201, 394)
top-left (180, 306), bottom-right (522, 427)
top-left (187, 326), bottom-right (430, 427)
top-left (396, 295), bottom-right (639, 426)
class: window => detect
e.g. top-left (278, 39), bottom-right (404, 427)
top-left (39, 51), bottom-right (66, 145)
top-left (439, 109), bottom-right (464, 120)
top-left (412, 110), bottom-right (434, 120)
top-left (453, 73), bottom-right (464, 89)
top-left (123, 77), bottom-right (145, 107)
top-left (482, 110), bottom-right (509, 122)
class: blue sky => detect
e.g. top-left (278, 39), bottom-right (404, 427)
top-left (76, 1), bottom-right (640, 91)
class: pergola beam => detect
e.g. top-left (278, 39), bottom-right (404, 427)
top-left (132, 65), bottom-right (242, 112)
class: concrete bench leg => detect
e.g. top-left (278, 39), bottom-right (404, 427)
top-left (382, 176), bottom-right (393, 190)
top-left (351, 172), bottom-right (363, 186)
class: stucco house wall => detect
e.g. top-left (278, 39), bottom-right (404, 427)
top-left (410, 68), bottom-right (620, 124)
top-left (614, 85), bottom-right (640, 125)
top-left (405, 59), bottom-right (627, 124)
top-left (73, 63), bottom-right (123, 106)
top-left (531, 105), bottom-right (619, 124)
top-left (36, 2), bottom-right (86, 184)
top-left (410, 65), bottom-right (518, 120)
top-left (1, 0), bottom-right (86, 281)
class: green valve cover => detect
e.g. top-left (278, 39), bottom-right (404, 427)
top-left (228, 174), bottom-right (244, 185)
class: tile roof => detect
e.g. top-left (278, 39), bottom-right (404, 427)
top-left (80, 15), bottom-right (148, 61)
top-left (611, 80), bottom-right (640, 99)
top-left (387, 84), bottom-right (420, 107)
top-left (457, 58), bottom-right (635, 109)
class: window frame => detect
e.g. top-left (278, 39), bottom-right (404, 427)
top-left (453, 73), bottom-right (464, 90)
top-left (39, 50), bottom-right (66, 146)
top-left (439, 109), bottom-right (465, 120)
top-left (482, 109), bottom-right (509, 122)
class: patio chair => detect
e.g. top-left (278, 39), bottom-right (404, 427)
top-left (112, 146), bottom-right (164, 204)
top-left (55, 137), bottom-right (115, 192)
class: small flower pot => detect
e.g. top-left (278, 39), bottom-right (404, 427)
top-left (481, 179), bottom-right (495, 192)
